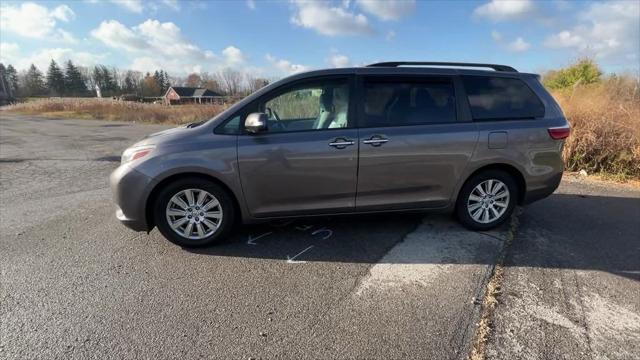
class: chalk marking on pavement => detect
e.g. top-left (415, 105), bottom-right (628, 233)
top-left (312, 227), bottom-right (333, 240)
top-left (295, 225), bottom-right (313, 232)
top-left (287, 245), bottom-right (314, 264)
top-left (246, 232), bottom-right (273, 245)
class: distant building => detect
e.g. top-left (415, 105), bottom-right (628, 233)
top-left (164, 86), bottom-right (222, 105)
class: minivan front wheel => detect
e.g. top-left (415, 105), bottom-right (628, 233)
top-left (456, 170), bottom-right (518, 231)
top-left (154, 178), bottom-right (235, 247)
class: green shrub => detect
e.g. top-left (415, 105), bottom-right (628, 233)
top-left (543, 58), bottom-right (602, 90)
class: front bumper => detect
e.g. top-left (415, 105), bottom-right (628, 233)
top-left (110, 164), bottom-right (154, 232)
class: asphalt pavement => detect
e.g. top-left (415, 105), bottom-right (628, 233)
top-left (1, 114), bottom-right (638, 359)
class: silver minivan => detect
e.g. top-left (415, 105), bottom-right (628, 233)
top-left (110, 62), bottom-right (569, 247)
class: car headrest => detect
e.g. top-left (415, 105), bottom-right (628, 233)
top-left (320, 90), bottom-right (334, 112)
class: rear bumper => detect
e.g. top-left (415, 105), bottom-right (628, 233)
top-left (523, 171), bottom-right (563, 205)
top-left (110, 164), bottom-right (154, 232)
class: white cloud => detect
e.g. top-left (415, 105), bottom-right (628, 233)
top-left (290, 0), bottom-right (373, 36)
top-left (0, 44), bottom-right (106, 71)
top-left (162, 0), bottom-right (180, 11)
top-left (110, 0), bottom-right (143, 13)
top-left (507, 37), bottom-right (531, 52)
top-left (222, 46), bottom-right (246, 66)
top-left (90, 18), bottom-right (255, 74)
top-left (543, 1), bottom-right (639, 62)
top-left (246, 0), bottom-right (256, 10)
top-left (0, 2), bottom-right (77, 43)
top-left (385, 30), bottom-right (396, 41)
top-left (91, 20), bottom-right (149, 52)
top-left (491, 31), bottom-right (530, 52)
top-left (50, 4), bottom-right (75, 22)
top-left (473, 0), bottom-right (535, 21)
top-left (266, 54), bottom-right (311, 75)
top-left (329, 54), bottom-right (350, 68)
top-left (356, 0), bottom-right (415, 21)
top-left (0, 43), bottom-right (21, 64)
top-left (544, 31), bottom-right (583, 48)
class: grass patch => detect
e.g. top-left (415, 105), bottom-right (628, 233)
top-left (552, 76), bottom-right (640, 179)
top-left (2, 98), bottom-right (229, 125)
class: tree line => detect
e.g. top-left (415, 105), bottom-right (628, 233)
top-left (0, 60), bottom-right (270, 100)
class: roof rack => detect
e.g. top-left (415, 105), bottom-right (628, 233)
top-left (366, 61), bottom-right (518, 72)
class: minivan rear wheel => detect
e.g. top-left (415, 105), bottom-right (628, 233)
top-left (154, 178), bottom-right (235, 247)
top-left (455, 170), bottom-right (518, 231)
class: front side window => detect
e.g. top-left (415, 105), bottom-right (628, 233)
top-left (260, 79), bottom-right (350, 133)
top-left (217, 115), bottom-right (241, 134)
top-left (462, 76), bottom-right (545, 120)
top-left (361, 78), bottom-right (457, 127)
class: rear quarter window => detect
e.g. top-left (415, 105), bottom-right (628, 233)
top-left (462, 76), bottom-right (544, 120)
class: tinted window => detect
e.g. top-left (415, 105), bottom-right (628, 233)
top-left (260, 79), bottom-right (349, 133)
top-left (462, 76), bottom-right (544, 120)
top-left (216, 115), bottom-right (241, 134)
top-left (361, 79), bottom-right (456, 127)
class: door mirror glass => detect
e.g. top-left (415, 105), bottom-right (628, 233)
top-left (245, 112), bottom-right (268, 133)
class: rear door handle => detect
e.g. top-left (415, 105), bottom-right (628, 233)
top-left (363, 136), bottom-right (389, 146)
top-left (329, 138), bottom-right (355, 149)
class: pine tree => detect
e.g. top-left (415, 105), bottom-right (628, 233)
top-left (92, 65), bottom-right (118, 96)
top-left (46, 60), bottom-right (66, 96)
top-left (123, 71), bottom-right (137, 94)
top-left (25, 64), bottom-right (46, 96)
top-left (153, 70), bottom-right (164, 95)
top-left (162, 70), bottom-right (170, 92)
top-left (64, 60), bottom-right (87, 96)
top-left (0, 63), bottom-right (8, 96)
top-left (6, 65), bottom-right (19, 95)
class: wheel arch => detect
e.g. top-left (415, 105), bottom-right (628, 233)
top-left (145, 172), bottom-right (242, 231)
top-left (457, 163), bottom-right (527, 205)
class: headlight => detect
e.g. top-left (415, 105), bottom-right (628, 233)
top-left (121, 145), bottom-right (155, 164)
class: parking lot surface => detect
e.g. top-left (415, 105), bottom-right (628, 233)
top-left (1, 114), bottom-right (638, 359)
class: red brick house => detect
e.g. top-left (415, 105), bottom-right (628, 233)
top-left (164, 86), bottom-right (222, 105)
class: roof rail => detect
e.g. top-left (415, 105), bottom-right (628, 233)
top-left (366, 61), bottom-right (518, 72)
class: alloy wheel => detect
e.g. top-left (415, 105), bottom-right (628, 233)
top-left (165, 188), bottom-right (223, 240)
top-left (466, 179), bottom-right (510, 224)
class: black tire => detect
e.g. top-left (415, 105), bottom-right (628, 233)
top-left (154, 177), bottom-right (235, 247)
top-left (455, 170), bottom-right (518, 231)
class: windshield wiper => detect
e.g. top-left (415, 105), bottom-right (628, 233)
top-left (186, 120), bottom-right (205, 128)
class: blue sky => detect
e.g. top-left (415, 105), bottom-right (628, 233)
top-left (1, 0), bottom-right (638, 77)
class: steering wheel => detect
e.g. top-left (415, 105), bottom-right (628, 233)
top-left (266, 107), bottom-right (286, 131)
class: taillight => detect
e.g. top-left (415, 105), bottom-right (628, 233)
top-left (548, 126), bottom-right (570, 140)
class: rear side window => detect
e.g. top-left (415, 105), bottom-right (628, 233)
top-left (462, 76), bottom-right (544, 120)
top-left (361, 78), bottom-right (456, 127)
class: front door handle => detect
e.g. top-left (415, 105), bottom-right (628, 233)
top-left (329, 138), bottom-right (355, 149)
top-left (363, 136), bottom-right (389, 146)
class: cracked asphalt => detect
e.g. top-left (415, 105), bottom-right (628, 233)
top-left (1, 114), bottom-right (638, 359)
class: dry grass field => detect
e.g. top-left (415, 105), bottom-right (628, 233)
top-left (552, 77), bottom-right (640, 179)
top-left (1, 98), bottom-right (228, 125)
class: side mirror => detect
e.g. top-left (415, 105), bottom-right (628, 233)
top-left (245, 112), bottom-right (268, 134)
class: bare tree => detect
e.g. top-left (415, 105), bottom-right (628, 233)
top-left (185, 73), bottom-right (202, 87)
top-left (200, 72), bottom-right (223, 94)
top-left (217, 68), bottom-right (242, 96)
top-left (245, 73), bottom-right (269, 94)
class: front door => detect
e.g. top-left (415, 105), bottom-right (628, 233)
top-left (355, 75), bottom-right (479, 210)
top-left (237, 76), bottom-right (358, 217)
